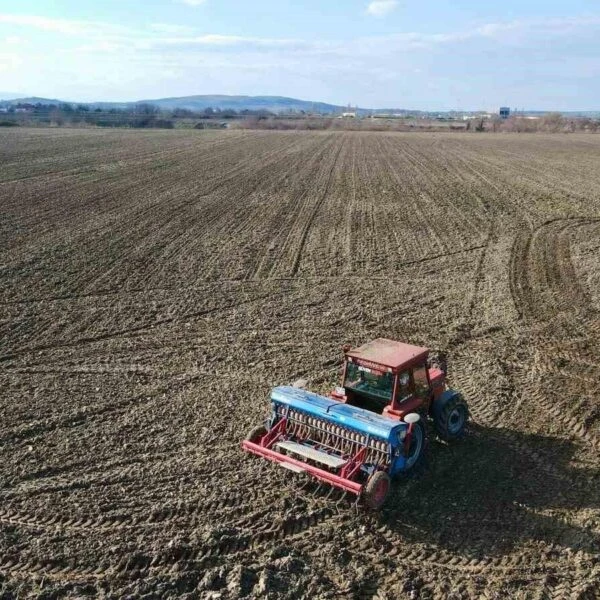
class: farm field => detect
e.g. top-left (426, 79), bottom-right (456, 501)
top-left (1, 128), bottom-right (600, 598)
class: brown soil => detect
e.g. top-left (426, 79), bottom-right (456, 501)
top-left (1, 129), bottom-right (599, 599)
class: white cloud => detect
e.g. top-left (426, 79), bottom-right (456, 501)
top-left (157, 34), bottom-right (303, 48)
top-left (175, 34), bottom-right (266, 46)
top-left (366, 1), bottom-right (398, 17)
top-left (0, 14), bottom-right (92, 35)
top-left (176, 0), bottom-right (207, 6)
top-left (0, 13), bottom-right (134, 41)
top-left (74, 41), bottom-right (121, 53)
top-left (149, 23), bottom-right (195, 34)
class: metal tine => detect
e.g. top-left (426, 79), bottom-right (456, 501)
top-left (323, 486), bottom-right (336, 501)
top-left (314, 482), bottom-right (328, 497)
top-left (297, 477), bottom-right (313, 492)
top-left (335, 490), bottom-right (350, 509)
top-left (309, 483), bottom-right (323, 498)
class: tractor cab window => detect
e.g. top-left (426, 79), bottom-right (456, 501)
top-left (344, 362), bottom-right (393, 402)
top-left (397, 371), bottom-right (412, 402)
top-left (413, 364), bottom-right (430, 399)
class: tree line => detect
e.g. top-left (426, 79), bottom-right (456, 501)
top-left (0, 102), bottom-right (277, 129)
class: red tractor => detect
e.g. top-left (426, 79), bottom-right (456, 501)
top-left (243, 339), bottom-right (468, 509)
top-left (330, 338), bottom-right (468, 461)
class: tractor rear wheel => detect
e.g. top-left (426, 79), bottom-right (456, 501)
top-left (433, 394), bottom-right (468, 441)
top-left (363, 471), bottom-right (391, 510)
top-left (245, 425), bottom-right (267, 443)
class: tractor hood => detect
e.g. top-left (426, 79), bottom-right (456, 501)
top-left (271, 386), bottom-right (406, 444)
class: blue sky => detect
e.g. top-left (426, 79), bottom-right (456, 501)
top-left (0, 0), bottom-right (599, 110)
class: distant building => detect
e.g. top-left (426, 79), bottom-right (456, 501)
top-left (499, 107), bottom-right (510, 119)
top-left (341, 112), bottom-right (356, 118)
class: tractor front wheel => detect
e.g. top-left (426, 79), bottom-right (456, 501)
top-left (363, 471), bottom-right (391, 510)
top-left (433, 394), bottom-right (469, 441)
top-left (245, 425), bottom-right (267, 443)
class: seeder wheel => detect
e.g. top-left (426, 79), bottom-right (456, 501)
top-left (404, 419), bottom-right (426, 471)
top-left (363, 471), bottom-right (391, 510)
top-left (245, 425), bottom-right (267, 443)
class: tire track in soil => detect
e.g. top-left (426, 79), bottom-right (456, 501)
top-left (0, 372), bottom-right (200, 445)
top-left (344, 134), bottom-right (359, 273)
top-left (289, 137), bottom-right (345, 277)
top-left (448, 354), bottom-right (585, 483)
top-left (0, 253), bottom-right (488, 310)
top-left (0, 287), bottom-right (294, 363)
top-left (0, 506), bottom-right (342, 582)
top-left (540, 566), bottom-right (600, 600)
top-left (384, 137), bottom-right (496, 252)
top-left (507, 217), bottom-right (600, 449)
top-left (246, 135), bottom-right (339, 279)
top-left (509, 218), bottom-right (598, 321)
top-left (464, 223), bottom-right (496, 324)
top-left (0, 486), bottom-right (286, 534)
top-left (1, 460), bottom-right (323, 535)
top-left (447, 345), bottom-right (515, 429)
top-left (526, 369), bottom-right (600, 452)
top-left (146, 135), bottom-right (320, 284)
top-left (342, 519), bottom-right (597, 581)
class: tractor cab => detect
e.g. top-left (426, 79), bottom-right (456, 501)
top-left (331, 338), bottom-right (446, 420)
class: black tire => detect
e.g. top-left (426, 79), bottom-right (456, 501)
top-left (363, 471), bottom-right (391, 510)
top-left (433, 393), bottom-right (469, 441)
top-left (403, 419), bottom-right (427, 472)
top-left (245, 425), bottom-right (267, 443)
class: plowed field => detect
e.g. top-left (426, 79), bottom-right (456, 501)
top-left (1, 129), bottom-right (600, 599)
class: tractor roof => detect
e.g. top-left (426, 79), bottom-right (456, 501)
top-left (346, 338), bottom-right (429, 371)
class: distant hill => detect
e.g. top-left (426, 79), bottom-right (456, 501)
top-left (0, 96), bottom-right (63, 105)
top-left (0, 94), bottom-right (345, 114)
top-left (134, 95), bottom-right (344, 113)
